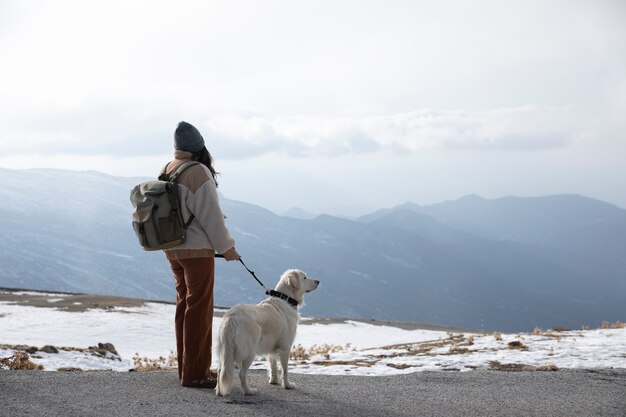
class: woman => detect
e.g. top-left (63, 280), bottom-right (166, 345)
top-left (163, 121), bottom-right (240, 388)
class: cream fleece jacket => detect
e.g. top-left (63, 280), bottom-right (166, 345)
top-left (163, 150), bottom-right (235, 260)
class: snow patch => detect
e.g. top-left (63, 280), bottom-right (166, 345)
top-left (1, 301), bottom-right (624, 374)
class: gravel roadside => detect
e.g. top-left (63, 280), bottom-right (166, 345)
top-left (1, 369), bottom-right (624, 417)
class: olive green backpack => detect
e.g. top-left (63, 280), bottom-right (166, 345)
top-left (129, 161), bottom-right (199, 251)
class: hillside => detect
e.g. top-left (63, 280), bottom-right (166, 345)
top-left (0, 168), bottom-right (625, 331)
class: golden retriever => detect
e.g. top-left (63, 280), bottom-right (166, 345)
top-left (215, 269), bottom-right (319, 396)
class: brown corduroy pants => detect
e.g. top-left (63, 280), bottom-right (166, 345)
top-left (168, 257), bottom-right (215, 384)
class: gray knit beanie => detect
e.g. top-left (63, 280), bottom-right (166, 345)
top-left (174, 121), bottom-right (205, 152)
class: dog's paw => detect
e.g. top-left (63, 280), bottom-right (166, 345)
top-left (269, 377), bottom-right (279, 385)
top-left (244, 388), bottom-right (258, 396)
top-left (282, 381), bottom-right (296, 390)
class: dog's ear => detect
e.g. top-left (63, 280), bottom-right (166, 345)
top-left (287, 271), bottom-right (301, 290)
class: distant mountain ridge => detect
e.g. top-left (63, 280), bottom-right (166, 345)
top-left (0, 168), bottom-right (624, 332)
top-left (283, 207), bottom-right (318, 220)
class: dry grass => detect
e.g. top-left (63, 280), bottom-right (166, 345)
top-left (549, 327), bottom-right (571, 332)
top-left (535, 364), bottom-right (559, 371)
top-left (448, 346), bottom-right (470, 355)
top-left (446, 334), bottom-right (475, 355)
top-left (489, 360), bottom-right (558, 372)
top-left (489, 361), bottom-right (531, 371)
top-left (311, 359), bottom-right (377, 367)
top-left (386, 363), bottom-right (413, 370)
top-left (290, 344), bottom-right (309, 361)
top-left (0, 352), bottom-right (43, 371)
top-left (528, 328), bottom-right (566, 340)
top-left (57, 367), bottom-right (83, 372)
top-left (290, 343), bottom-right (355, 361)
top-left (132, 351), bottom-right (178, 371)
top-left (507, 340), bottom-right (528, 351)
top-left (602, 321), bottom-right (625, 329)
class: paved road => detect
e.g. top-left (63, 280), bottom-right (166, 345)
top-left (1, 369), bottom-right (625, 417)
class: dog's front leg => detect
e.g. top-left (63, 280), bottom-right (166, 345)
top-left (268, 355), bottom-right (279, 385)
top-left (279, 350), bottom-right (296, 389)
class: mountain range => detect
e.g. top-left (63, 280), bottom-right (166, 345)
top-left (0, 167), bottom-right (624, 332)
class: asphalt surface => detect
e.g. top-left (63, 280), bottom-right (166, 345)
top-left (1, 369), bottom-right (625, 417)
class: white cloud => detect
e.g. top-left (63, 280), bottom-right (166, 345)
top-left (198, 105), bottom-right (580, 158)
top-left (0, 104), bottom-right (595, 159)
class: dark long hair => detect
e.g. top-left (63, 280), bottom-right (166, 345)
top-left (192, 147), bottom-right (219, 186)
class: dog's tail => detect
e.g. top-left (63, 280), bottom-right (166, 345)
top-left (215, 316), bottom-right (236, 396)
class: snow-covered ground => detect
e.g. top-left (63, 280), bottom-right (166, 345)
top-left (1, 296), bottom-right (625, 375)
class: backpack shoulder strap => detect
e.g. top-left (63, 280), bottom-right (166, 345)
top-left (158, 163), bottom-right (171, 181)
top-left (169, 161), bottom-right (200, 183)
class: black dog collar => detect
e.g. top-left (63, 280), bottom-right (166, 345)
top-left (266, 290), bottom-right (299, 308)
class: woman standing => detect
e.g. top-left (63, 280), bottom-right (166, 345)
top-left (163, 121), bottom-right (240, 388)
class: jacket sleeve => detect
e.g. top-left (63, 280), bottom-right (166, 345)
top-left (186, 172), bottom-right (236, 255)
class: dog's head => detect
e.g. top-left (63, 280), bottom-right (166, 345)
top-left (275, 269), bottom-right (319, 307)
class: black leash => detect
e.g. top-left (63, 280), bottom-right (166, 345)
top-left (215, 254), bottom-right (268, 291)
top-left (215, 254), bottom-right (298, 307)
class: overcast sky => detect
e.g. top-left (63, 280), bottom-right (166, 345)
top-left (1, 0), bottom-right (624, 215)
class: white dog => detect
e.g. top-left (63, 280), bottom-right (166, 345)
top-left (215, 269), bottom-right (319, 396)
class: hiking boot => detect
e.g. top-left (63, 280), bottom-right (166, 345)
top-left (181, 378), bottom-right (217, 389)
